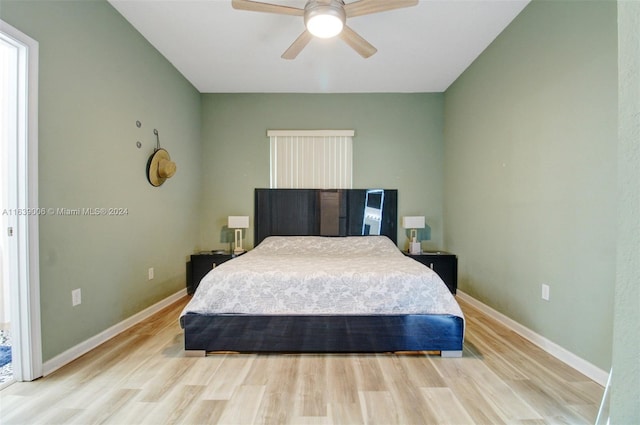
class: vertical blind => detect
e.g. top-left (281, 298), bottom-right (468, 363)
top-left (268, 130), bottom-right (354, 189)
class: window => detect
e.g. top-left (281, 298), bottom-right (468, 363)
top-left (268, 130), bottom-right (354, 189)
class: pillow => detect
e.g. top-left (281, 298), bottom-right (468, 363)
top-left (253, 235), bottom-right (400, 257)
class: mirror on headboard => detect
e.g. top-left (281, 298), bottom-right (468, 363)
top-left (344, 189), bottom-right (396, 241)
top-left (254, 189), bottom-right (398, 246)
top-left (363, 189), bottom-right (384, 236)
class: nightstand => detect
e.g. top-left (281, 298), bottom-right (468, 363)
top-left (186, 251), bottom-right (245, 294)
top-left (404, 251), bottom-right (457, 295)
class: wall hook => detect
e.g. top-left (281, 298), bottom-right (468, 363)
top-left (154, 129), bottom-right (161, 151)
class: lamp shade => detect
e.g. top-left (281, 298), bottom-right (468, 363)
top-left (228, 216), bottom-right (249, 229)
top-left (402, 216), bottom-right (425, 229)
top-left (306, 14), bottom-right (343, 38)
top-left (305, 0), bottom-right (346, 39)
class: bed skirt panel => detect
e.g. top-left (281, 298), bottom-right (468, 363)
top-left (182, 313), bottom-right (464, 353)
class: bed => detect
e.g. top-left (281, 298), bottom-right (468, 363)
top-left (180, 189), bottom-right (464, 357)
top-left (180, 189), bottom-right (465, 357)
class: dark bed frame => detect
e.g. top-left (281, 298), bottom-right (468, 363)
top-left (182, 189), bottom-right (464, 357)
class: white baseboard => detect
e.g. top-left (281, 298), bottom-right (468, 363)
top-left (41, 288), bottom-right (608, 386)
top-left (42, 289), bottom-right (187, 376)
top-left (456, 291), bottom-right (609, 386)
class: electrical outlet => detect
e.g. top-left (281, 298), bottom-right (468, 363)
top-left (148, 267), bottom-right (154, 280)
top-left (541, 284), bottom-right (550, 301)
top-left (72, 288), bottom-right (82, 306)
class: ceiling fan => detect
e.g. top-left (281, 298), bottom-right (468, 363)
top-left (231, 0), bottom-right (419, 59)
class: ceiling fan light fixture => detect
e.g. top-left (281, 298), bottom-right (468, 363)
top-left (305, 1), bottom-right (346, 39)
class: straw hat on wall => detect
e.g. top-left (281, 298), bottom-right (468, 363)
top-left (146, 148), bottom-right (176, 187)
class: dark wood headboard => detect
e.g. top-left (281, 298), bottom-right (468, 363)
top-left (254, 189), bottom-right (397, 246)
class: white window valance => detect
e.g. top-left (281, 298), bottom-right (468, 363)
top-left (268, 130), bottom-right (354, 189)
top-left (267, 130), bottom-right (355, 137)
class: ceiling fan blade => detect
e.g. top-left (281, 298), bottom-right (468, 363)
top-left (344, 0), bottom-right (418, 18)
top-left (232, 0), bottom-right (304, 16)
top-left (339, 26), bottom-right (377, 58)
top-left (282, 30), bottom-right (314, 60)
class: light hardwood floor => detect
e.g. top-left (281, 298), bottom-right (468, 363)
top-left (0, 296), bottom-right (603, 424)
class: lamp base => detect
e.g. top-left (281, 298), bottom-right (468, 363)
top-left (409, 241), bottom-right (421, 255)
top-left (234, 228), bottom-right (244, 255)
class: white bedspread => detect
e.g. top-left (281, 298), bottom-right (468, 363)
top-left (181, 236), bottom-right (463, 319)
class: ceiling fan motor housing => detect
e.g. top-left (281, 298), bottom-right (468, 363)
top-left (304, 0), bottom-right (347, 38)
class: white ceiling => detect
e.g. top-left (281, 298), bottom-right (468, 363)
top-left (108, 0), bottom-right (529, 93)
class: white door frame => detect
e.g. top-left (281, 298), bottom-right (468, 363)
top-left (0, 19), bottom-right (42, 382)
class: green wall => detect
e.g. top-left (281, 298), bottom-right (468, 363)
top-left (612, 1), bottom-right (640, 422)
top-left (199, 93), bottom-right (444, 252)
top-left (0, 0), bottom-right (202, 361)
top-left (443, 0), bottom-right (617, 370)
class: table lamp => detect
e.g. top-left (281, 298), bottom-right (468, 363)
top-left (402, 216), bottom-right (425, 255)
top-left (228, 216), bottom-right (249, 254)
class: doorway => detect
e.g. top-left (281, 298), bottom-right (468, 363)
top-left (0, 19), bottom-right (42, 386)
top-left (0, 22), bottom-right (17, 387)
